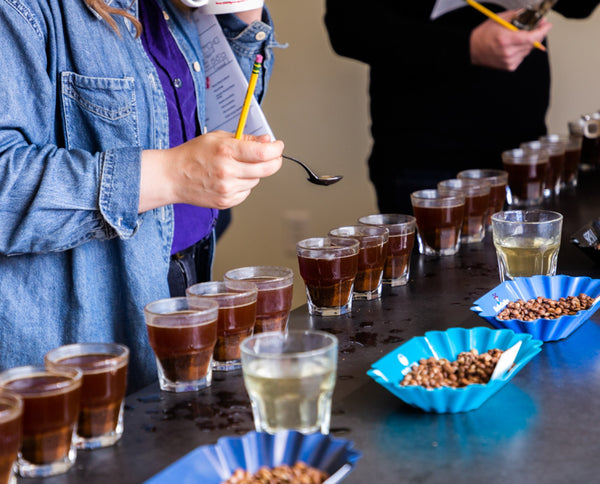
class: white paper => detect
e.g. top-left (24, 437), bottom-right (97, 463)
top-left (431, 0), bottom-right (530, 20)
top-left (490, 341), bottom-right (522, 380)
top-left (193, 12), bottom-right (274, 138)
top-left (198, 0), bottom-right (264, 15)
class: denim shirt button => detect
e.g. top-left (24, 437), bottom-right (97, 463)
top-left (192, 61), bottom-right (201, 72)
top-left (173, 78), bottom-right (182, 88)
top-left (255, 31), bottom-right (266, 41)
top-left (162, 11), bottom-right (170, 21)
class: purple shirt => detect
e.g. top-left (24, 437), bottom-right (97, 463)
top-left (139, 0), bottom-right (218, 254)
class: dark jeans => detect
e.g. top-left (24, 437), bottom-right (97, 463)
top-left (167, 231), bottom-right (215, 297)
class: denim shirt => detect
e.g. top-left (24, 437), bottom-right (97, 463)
top-left (0, 0), bottom-right (277, 391)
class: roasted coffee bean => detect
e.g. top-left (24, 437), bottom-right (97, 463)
top-left (496, 294), bottom-right (595, 321)
top-left (400, 348), bottom-right (503, 389)
top-left (222, 462), bottom-right (329, 484)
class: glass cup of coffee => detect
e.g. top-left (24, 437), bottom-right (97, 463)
top-left (224, 266), bottom-right (294, 333)
top-left (562, 134), bottom-right (582, 188)
top-left (44, 343), bottom-right (129, 449)
top-left (240, 330), bottom-right (338, 435)
top-left (0, 366), bottom-right (81, 478)
top-left (144, 297), bottom-right (219, 390)
top-left (186, 281), bottom-right (258, 371)
top-left (410, 189), bottom-right (465, 256)
top-left (457, 169), bottom-right (508, 227)
top-left (501, 148), bottom-right (549, 207)
top-left (357, 214), bottom-right (416, 287)
top-left (0, 390), bottom-right (22, 484)
top-left (328, 225), bottom-right (389, 300)
top-left (491, 210), bottom-right (563, 282)
top-left (296, 237), bottom-right (359, 316)
top-left (521, 138), bottom-right (565, 197)
top-left (438, 178), bottom-right (491, 244)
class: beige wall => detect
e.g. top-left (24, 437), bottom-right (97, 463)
top-left (213, 3), bottom-right (600, 308)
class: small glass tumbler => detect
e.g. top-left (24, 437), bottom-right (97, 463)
top-left (502, 148), bottom-right (549, 207)
top-left (144, 297), bottom-right (219, 390)
top-left (410, 190), bottom-right (465, 256)
top-left (0, 366), bottom-right (81, 478)
top-left (491, 210), bottom-right (563, 282)
top-left (296, 237), bottom-right (359, 316)
top-left (328, 225), bottom-right (389, 300)
top-left (224, 266), bottom-right (294, 333)
top-left (438, 178), bottom-right (491, 244)
top-left (457, 169), bottom-right (508, 227)
top-left (186, 281), bottom-right (258, 371)
top-left (521, 138), bottom-right (564, 197)
top-left (44, 343), bottom-right (129, 449)
top-left (562, 134), bottom-right (582, 188)
top-left (0, 390), bottom-right (22, 484)
top-left (240, 330), bottom-right (338, 435)
top-left (357, 214), bottom-right (416, 287)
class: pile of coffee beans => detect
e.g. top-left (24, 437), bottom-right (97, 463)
top-left (222, 462), bottom-right (328, 484)
top-left (496, 294), bottom-right (596, 321)
top-left (400, 348), bottom-right (503, 389)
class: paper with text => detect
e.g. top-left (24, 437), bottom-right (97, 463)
top-left (193, 12), bottom-right (274, 138)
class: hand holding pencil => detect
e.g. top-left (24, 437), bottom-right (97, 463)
top-left (467, 0), bottom-right (552, 72)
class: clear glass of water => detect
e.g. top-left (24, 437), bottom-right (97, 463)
top-left (491, 210), bottom-right (563, 282)
top-left (240, 330), bottom-right (338, 435)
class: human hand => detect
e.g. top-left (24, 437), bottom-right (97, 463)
top-left (470, 11), bottom-right (552, 71)
top-left (139, 131), bottom-right (283, 213)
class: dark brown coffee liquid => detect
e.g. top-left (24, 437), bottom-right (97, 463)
top-left (413, 205), bottom-right (464, 251)
top-left (148, 316), bottom-right (217, 380)
top-left (56, 354), bottom-right (127, 438)
top-left (355, 244), bottom-right (386, 292)
top-left (563, 147), bottom-right (581, 184)
top-left (241, 277), bottom-right (293, 333)
top-left (503, 161), bottom-right (547, 201)
top-left (0, 403), bottom-right (21, 483)
top-left (214, 302), bottom-right (256, 362)
top-left (4, 376), bottom-right (80, 465)
top-left (384, 233), bottom-right (414, 280)
top-left (463, 193), bottom-right (489, 236)
top-left (298, 253), bottom-right (358, 307)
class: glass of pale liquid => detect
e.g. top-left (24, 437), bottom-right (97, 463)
top-left (240, 330), bottom-right (338, 435)
top-left (491, 210), bottom-right (563, 282)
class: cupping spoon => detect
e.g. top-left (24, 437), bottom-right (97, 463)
top-left (283, 155), bottom-right (343, 186)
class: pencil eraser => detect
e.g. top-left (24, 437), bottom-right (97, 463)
top-left (255, 54), bottom-right (263, 64)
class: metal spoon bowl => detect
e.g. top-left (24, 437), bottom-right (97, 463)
top-left (283, 155), bottom-right (343, 186)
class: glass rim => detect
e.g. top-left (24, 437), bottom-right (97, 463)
top-left (296, 236), bottom-right (360, 251)
top-left (328, 225), bottom-right (389, 245)
top-left (0, 389), bottom-right (22, 422)
top-left (240, 329), bottom-right (338, 360)
top-left (438, 178), bottom-right (491, 196)
top-left (457, 168), bottom-right (509, 185)
top-left (503, 147), bottom-right (549, 163)
top-left (45, 342), bottom-right (130, 373)
top-left (185, 281), bottom-right (258, 301)
top-left (144, 296), bottom-right (220, 316)
top-left (0, 365), bottom-right (82, 396)
top-left (491, 209), bottom-right (563, 224)
top-left (223, 266), bottom-right (294, 287)
top-left (410, 189), bottom-right (465, 205)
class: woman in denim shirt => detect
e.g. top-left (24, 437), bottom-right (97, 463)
top-left (0, 0), bottom-right (283, 391)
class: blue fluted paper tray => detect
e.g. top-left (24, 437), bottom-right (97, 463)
top-left (367, 327), bottom-right (542, 413)
top-left (145, 430), bottom-right (361, 484)
top-left (471, 275), bottom-right (600, 341)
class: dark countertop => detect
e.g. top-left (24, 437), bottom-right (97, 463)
top-left (31, 175), bottom-right (600, 484)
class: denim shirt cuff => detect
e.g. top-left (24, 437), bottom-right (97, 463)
top-left (99, 147), bottom-right (142, 238)
top-left (218, 8), bottom-right (276, 49)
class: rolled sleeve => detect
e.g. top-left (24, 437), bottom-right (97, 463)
top-left (98, 147), bottom-right (143, 238)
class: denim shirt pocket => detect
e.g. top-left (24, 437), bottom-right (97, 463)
top-left (60, 72), bottom-right (140, 152)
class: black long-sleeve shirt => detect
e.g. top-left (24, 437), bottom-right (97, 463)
top-left (325, 0), bottom-right (599, 179)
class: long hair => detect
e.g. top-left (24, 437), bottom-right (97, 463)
top-left (84, 0), bottom-right (143, 37)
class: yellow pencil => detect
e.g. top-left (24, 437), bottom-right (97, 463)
top-left (235, 54), bottom-right (263, 139)
top-left (464, 0), bottom-right (546, 52)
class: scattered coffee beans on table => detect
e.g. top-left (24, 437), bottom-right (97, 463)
top-left (222, 462), bottom-right (329, 484)
top-left (400, 348), bottom-right (504, 389)
top-left (496, 294), bottom-right (595, 321)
